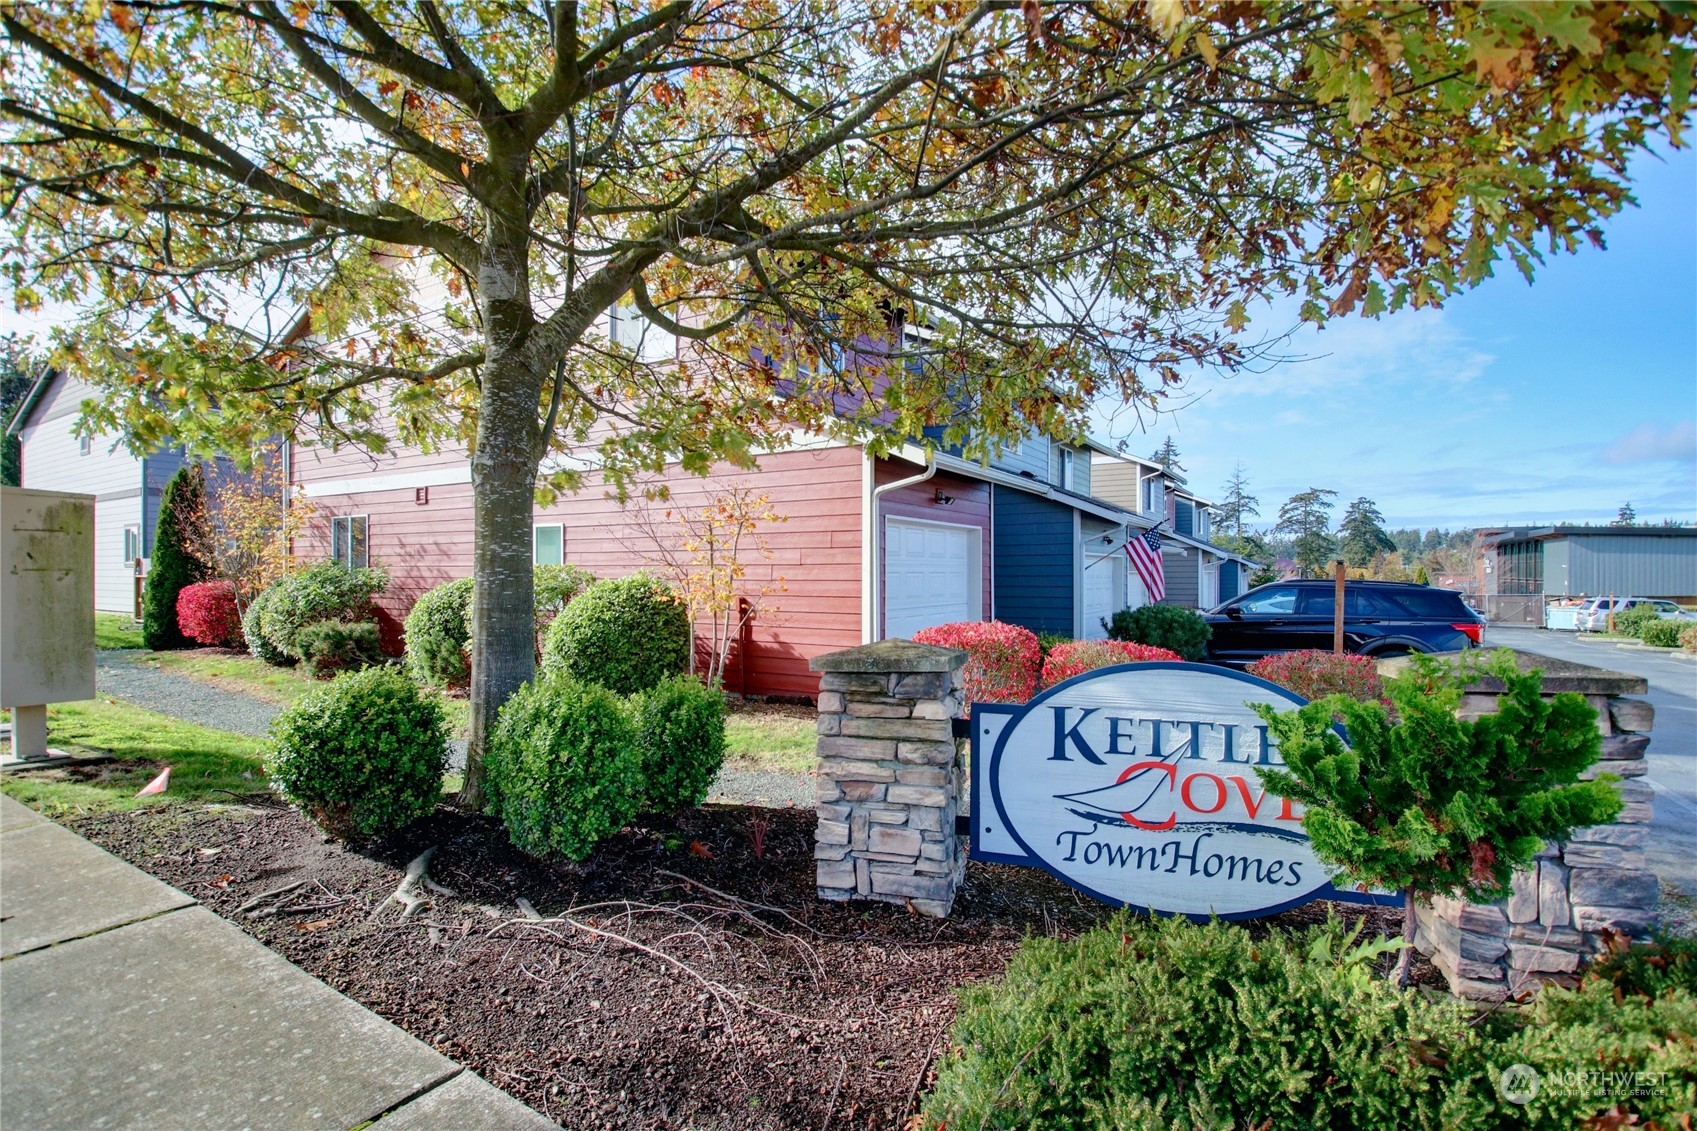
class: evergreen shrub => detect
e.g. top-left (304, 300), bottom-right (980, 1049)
top-left (1104, 603), bottom-right (1211, 661)
top-left (631, 675), bottom-right (726, 813)
top-left (176, 580), bottom-right (242, 647)
top-left (1248, 650), bottom-right (1383, 701)
top-left (259, 559), bottom-right (388, 659)
top-left (142, 465), bottom-right (210, 649)
top-left (1640, 618), bottom-right (1681, 648)
top-left (242, 584), bottom-right (292, 666)
top-left (1585, 930), bottom-right (1697, 1001)
top-left (404, 577), bottom-right (474, 687)
top-left (267, 666), bottom-right (448, 839)
top-left (1682, 623), bottom-right (1697, 654)
top-left (1614, 603), bottom-right (1661, 638)
top-left (911, 620), bottom-right (1041, 706)
top-left (542, 573), bottom-right (689, 695)
top-left (484, 673), bottom-right (640, 860)
top-left (298, 619), bottom-right (384, 679)
top-left (1040, 639), bottom-right (1180, 687)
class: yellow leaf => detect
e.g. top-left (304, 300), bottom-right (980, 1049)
top-left (1193, 29), bottom-right (1218, 69)
top-left (1145, 0), bottom-right (1185, 40)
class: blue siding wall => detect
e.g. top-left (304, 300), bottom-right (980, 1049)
top-left (141, 447), bottom-right (187, 555)
top-left (992, 486), bottom-right (1074, 635)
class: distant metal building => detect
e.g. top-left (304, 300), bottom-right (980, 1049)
top-left (1479, 526), bottom-right (1697, 621)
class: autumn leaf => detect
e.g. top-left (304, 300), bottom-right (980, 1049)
top-left (297, 919), bottom-right (332, 931)
top-left (688, 839), bottom-right (714, 858)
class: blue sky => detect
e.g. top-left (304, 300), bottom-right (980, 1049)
top-left (1096, 144), bottom-right (1697, 532)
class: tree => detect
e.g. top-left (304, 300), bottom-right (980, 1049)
top-left (0, 336), bottom-right (38, 487)
top-left (624, 482), bottom-right (786, 690)
top-left (142, 465), bottom-right (211, 649)
top-left (1214, 462), bottom-right (1258, 539)
top-left (1274, 488), bottom-right (1339, 577)
top-left (5, 4), bottom-right (1691, 801)
top-left (1613, 502), bottom-right (1638, 527)
top-left (1257, 651), bottom-right (1623, 986)
top-left (1337, 496), bottom-right (1396, 569)
top-left (1214, 530), bottom-right (1272, 565)
top-left (182, 452), bottom-right (315, 614)
top-left (1149, 436), bottom-right (1185, 475)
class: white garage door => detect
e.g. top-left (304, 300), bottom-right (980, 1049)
top-left (885, 518), bottom-right (977, 639)
top-left (1082, 552), bottom-right (1124, 640)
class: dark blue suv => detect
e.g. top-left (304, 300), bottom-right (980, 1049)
top-left (1204, 580), bottom-right (1484, 666)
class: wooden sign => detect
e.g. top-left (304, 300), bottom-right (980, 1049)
top-left (972, 662), bottom-right (1386, 919)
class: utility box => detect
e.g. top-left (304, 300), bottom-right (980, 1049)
top-left (1, 487), bottom-right (96, 761)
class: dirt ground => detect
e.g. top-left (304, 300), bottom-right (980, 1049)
top-left (73, 802), bottom-right (1430, 1130)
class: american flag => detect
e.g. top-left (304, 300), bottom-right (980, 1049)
top-left (1125, 527), bottom-right (1165, 602)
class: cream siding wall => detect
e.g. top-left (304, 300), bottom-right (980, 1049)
top-left (93, 495), bottom-right (142, 613)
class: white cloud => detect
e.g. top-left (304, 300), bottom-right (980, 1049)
top-left (1602, 420), bottom-right (1697, 465)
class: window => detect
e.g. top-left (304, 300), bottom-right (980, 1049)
top-left (1057, 447), bottom-right (1075, 490)
top-left (122, 525), bottom-right (141, 564)
top-left (1233, 586), bottom-right (1298, 615)
top-left (608, 304), bottom-right (645, 351)
top-left (330, 515), bottom-right (369, 569)
top-left (533, 523), bottom-right (564, 566)
top-left (1196, 509), bottom-right (1210, 539)
top-left (79, 433), bottom-right (92, 456)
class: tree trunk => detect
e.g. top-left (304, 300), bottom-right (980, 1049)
top-left (1395, 887), bottom-right (1418, 988)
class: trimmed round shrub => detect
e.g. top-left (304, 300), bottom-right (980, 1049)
top-left (912, 620), bottom-right (1041, 706)
top-left (483, 673), bottom-right (640, 860)
top-left (404, 578), bottom-right (474, 688)
top-left (267, 666), bottom-right (449, 839)
top-left (1640, 618), bottom-right (1682, 648)
top-left (1040, 639), bottom-right (1180, 687)
top-left (176, 580), bottom-right (242, 647)
top-left (259, 559), bottom-right (389, 659)
top-left (1104, 603), bottom-right (1211, 661)
top-left (298, 619), bottom-right (384, 679)
top-left (1682, 623), bottom-right (1697, 653)
top-left (631, 675), bottom-right (726, 813)
top-left (542, 573), bottom-right (690, 695)
top-left (242, 585), bottom-right (292, 666)
top-left (1248, 649), bottom-right (1384, 702)
top-left (1614, 602), bottom-right (1661, 638)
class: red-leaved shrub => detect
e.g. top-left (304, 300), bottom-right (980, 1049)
top-left (1247, 650), bottom-right (1383, 702)
top-left (176, 580), bottom-right (243, 647)
top-left (912, 620), bottom-right (1042, 706)
top-left (1041, 639), bottom-right (1182, 687)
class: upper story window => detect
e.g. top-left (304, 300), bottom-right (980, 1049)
top-left (78, 433), bottom-right (92, 456)
top-left (330, 515), bottom-right (369, 569)
top-left (1056, 447), bottom-right (1076, 491)
top-left (1196, 508), bottom-right (1210, 539)
top-left (533, 523), bottom-right (564, 566)
top-left (607, 303), bottom-right (644, 352)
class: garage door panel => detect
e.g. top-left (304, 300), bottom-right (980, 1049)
top-left (885, 518), bottom-right (976, 639)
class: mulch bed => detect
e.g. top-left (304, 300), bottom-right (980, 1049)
top-left (73, 802), bottom-right (1433, 1130)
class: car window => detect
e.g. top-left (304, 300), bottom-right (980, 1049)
top-left (1235, 587), bottom-right (1298, 615)
top-left (1387, 589), bottom-right (1468, 618)
top-left (1655, 601), bottom-right (1680, 614)
top-left (1296, 588), bottom-right (1336, 616)
top-left (1350, 589), bottom-right (1406, 616)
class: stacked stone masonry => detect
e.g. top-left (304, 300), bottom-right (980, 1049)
top-left (1413, 651), bottom-right (1658, 1002)
top-left (810, 640), bottom-right (969, 917)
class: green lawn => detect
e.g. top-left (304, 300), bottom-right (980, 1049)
top-left (0, 699), bottom-right (269, 818)
top-left (95, 612), bottom-right (145, 650)
top-left (724, 708), bottom-right (816, 774)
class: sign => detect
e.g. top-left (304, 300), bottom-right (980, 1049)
top-left (972, 662), bottom-right (1383, 919)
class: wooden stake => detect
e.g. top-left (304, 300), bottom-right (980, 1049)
top-left (1333, 559), bottom-right (1346, 655)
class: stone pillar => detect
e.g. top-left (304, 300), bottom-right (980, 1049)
top-left (809, 639), bottom-right (968, 917)
top-left (1409, 650), bottom-right (1658, 1001)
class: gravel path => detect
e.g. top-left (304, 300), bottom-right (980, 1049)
top-left (93, 651), bottom-right (811, 804)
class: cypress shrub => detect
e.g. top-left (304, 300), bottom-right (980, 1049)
top-left (267, 666), bottom-right (449, 839)
top-left (483, 673), bottom-right (640, 860)
top-left (1104, 603), bottom-right (1212, 661)
top-left (404, 577), bottom-right (475, 688)
top-left (541, 573), bottom-right (690, 695)
top-left (298, 619), bottom-right (384, 679)
top-left (631, 675), bottom-right (726, 813)
top-left (142, 465), bottom-right (209, 650)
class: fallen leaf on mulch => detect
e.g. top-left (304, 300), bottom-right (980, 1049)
top-left (209, 874), bottom-right (234, 889)
top-left (688, 840), bottom-right (714, 858)
top-left (297, 919), bottom-right (332, 931)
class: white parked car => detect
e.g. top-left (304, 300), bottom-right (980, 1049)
top-left (1574, 597), bottom-right (1695, 632)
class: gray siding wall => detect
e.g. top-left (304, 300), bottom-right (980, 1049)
top-left (987, 436), bottom-right (1051, 482)
top-left (1161, 546), bottom-right (1200, 608)
top-left (1559, 534), bottom-right (1697, 598)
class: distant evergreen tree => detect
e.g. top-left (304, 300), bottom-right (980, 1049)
top-left (1337, 497), bottom-right (1397, 568)
top-left (1612, 501), bottom-right (1637, 527)
top-left (1273, 488), bottom-right (1338, 577)
top-left (1149, 435), bottom-right (1184, 474)
top-left (142, 465), bottom-right (211, 650)
top-left (1214, 462), bottom-right (1259, 539)
top-left (0, 336), bottom-right (38, 488)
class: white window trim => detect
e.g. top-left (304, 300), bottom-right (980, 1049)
top-left (533, 522), bottom-right (565, 566)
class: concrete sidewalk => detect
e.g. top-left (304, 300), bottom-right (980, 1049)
top-left (0, 794), bottom-right (555, 1130)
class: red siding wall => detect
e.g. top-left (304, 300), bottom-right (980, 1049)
top-left (874, 460), bottom-right (993, 637)
top-left (294, 443), bottom-right (865, 699)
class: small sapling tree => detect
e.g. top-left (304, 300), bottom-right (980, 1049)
top-left (182, 452), bottom-right (314, 617)
top-left (1256, 650), bottom-right (1623, 987)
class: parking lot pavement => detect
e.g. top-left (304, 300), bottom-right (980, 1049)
top-left (1487, 626), bottom-right (1696, 905)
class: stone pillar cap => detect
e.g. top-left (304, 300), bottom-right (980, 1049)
top-left (809, 638), bottom-right (968, 673)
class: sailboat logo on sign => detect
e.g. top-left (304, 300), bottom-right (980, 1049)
top-left (971, 662), bottom-right (1379, 919)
